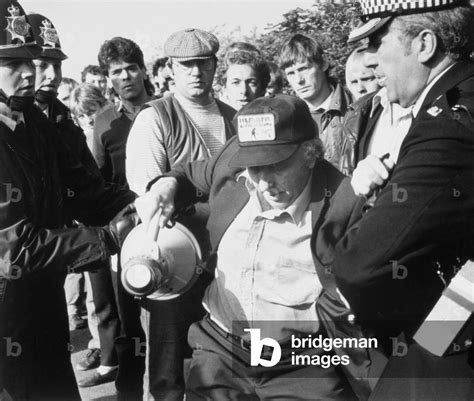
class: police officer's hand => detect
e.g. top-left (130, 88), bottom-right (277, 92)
top-left (135, 177), bottom-right (178, 241)
top-left (0, 388), bottom-right (13, 401)
top-left (103, 203), bottom-right (140, 254)
top-left (351, 155), bottom-right (395, 198)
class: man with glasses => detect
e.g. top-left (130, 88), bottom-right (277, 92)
top-left (126, 28), bottom-right (235, 401)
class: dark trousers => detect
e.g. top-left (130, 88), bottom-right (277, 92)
top-left (140, 283), bottom-right (206, 401)
top-left (186, 317), bottom-right (357, 401)
top-left (88, 265), bottom-right (120, 366)
top-left (1, 281), bottom-right (80, 401)
top-left (111, 262), bottom-right (146, 401)
top-left (89, 259), bottom-right (145, 400)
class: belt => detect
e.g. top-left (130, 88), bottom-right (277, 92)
top-left (206, 314), bottom-right (252, 351)
top-left (205, 314), bottom-right (294, 360)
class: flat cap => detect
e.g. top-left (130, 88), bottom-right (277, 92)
top-left (164, 28), bottom-right (219, 61)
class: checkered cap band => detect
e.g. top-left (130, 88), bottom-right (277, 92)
top-left (358, 0), bottom-right (462, 19)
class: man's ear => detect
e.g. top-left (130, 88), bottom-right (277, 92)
top-left (415, 29), bottom-right (437, 63)
top-left (166, 60), bottom-right (174, 75)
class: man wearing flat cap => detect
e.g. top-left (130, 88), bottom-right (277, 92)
top-left (126, 28), bottom-right (236, 401)
top-left (323, 0), bottom-right (474, 398)
top-left (134, 94), bottom-right (374, 400)
top-left (0, 1), bottom-right (139, 399)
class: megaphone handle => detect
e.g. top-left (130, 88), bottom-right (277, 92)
top-left (148, 207), bottom-right (162, 242)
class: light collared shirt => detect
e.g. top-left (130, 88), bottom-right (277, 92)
top-left (367, 87), bottom-right (414, 162)
top-left (308, 88), bottom-right (333, 113)
top-left (204, 172), bottom-right (322, 341)
top-left (117, 99), bottom-right (136, 120)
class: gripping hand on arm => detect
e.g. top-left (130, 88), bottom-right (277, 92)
top-left (134, 177), bottom-right (178, 241)
top-left (351, 154), bottom-right (395, 198)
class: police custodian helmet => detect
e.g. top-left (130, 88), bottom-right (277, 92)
top-left (0, 0), bottom-right (41, 58)
top-left (27, 12), bottom-right (67, 60)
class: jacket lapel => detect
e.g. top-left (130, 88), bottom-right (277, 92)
top-left (209, 174), bottom-right (249, 248)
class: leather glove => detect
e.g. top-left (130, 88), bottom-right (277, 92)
top-left (102, 203), bottom-right (140, 255)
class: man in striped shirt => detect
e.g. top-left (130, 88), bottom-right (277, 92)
top-left (126, 28), bottom-right (236, 401)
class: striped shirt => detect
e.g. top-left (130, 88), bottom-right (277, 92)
top-left (126, 94), bottom-right (226, 195)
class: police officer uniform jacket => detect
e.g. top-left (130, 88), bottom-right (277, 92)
top-left (0, 104), bottom-right (135, 400)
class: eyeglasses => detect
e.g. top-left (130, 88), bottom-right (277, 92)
top-left (172, 58), bottom-right (215, 72)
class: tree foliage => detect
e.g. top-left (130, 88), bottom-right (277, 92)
top-left (210, 1), bottom-right (360, 88)
top-left (256, 1), bottom-right (360, 82)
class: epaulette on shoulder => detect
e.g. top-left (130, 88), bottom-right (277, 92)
top-left (425, 93), bottom-right (474, 128)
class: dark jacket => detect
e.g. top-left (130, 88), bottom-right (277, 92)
top-left (0, 104), bottom-right (134, 399)
top-left (338, 92), bottom-right (381, 176)
top-left (314, 82), bottom-right (353, 170)
top-left (329, 62), bottom-right (474, 339)
top-left (49, 98), bottom-right (102, 178)
top-left (93, 103), bottom-right (133, 186)
top-left (161, 137), bottom-right (371, 398)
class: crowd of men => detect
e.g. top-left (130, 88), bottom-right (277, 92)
top-left (0, 0), bottom-right (473, 400)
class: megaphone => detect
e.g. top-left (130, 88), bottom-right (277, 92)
top-left (120, 222), bottom-right (202, 300)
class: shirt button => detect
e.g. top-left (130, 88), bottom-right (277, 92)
top-left (348, 314), bottom-right (355, 324)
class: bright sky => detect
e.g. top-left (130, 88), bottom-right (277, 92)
top-left (21, 0), bottom-right (315, 81)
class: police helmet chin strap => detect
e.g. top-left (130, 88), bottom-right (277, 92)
top-left (0, 89), bottom-right (34, 112)
top-left (35, 89), bottom-right (56, 106)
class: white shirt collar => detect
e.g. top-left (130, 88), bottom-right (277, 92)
top-left (308, 87), bottom-right (334, 112)
top-left (238, 170), bottom-right (312, 225)
top-left (370, 87), bottom-right (413, 123)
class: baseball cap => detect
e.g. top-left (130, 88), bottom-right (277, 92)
top-left (164, 28), bottom-right (219, 61)
top-left (228, 94), bottom-right (318, 168)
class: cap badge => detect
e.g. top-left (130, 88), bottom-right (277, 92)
top-left (427, 105), bottom-right (443, 117)
top-left (5, 4), bottom-right (30, 43)
top-left (40, 19), bottom-right (59, 47)
top-left (238, 114), bottom-right (276, 142)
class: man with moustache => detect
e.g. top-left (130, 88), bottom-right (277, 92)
top-left (126, 28), bottom-right (235, 401)
top-left (0, 1), bottom-right (137, 400)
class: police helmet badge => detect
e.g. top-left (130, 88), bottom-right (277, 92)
top-left (39, 18), bottom-right (58, 48)
top-left (5, 3), bottom-right (30, 43)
